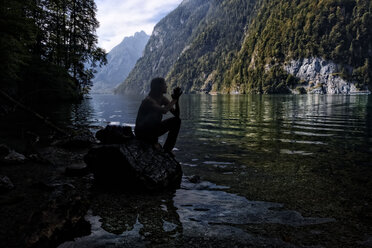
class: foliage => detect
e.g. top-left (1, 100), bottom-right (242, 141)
top-left (166, 0), bottom-right (256, 93)
top-left (223, 0), bottom-right (372, 93)
top-left (0, 0), bottom-right (106, 102)
top-left (116, 0), bottom-right (371, 95)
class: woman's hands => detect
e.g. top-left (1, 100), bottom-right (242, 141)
top-left (171, 87), bottom-right (183, 100)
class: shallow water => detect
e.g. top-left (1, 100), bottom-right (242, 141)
top-left (4, 93), bottom-right (372, 246)
top-left (59, 178), bottom-right (335, 248)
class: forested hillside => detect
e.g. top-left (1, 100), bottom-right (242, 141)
top-left (166, 0), bottom-right (256, 93)
top-left (222, 0), bottom-right (372, 94)
top-left (115, 0), bottom-right (257, 94)
top-left (116, 0), bottom-right (371, 95)
top-left (0, 0), bottom-right (106, 103)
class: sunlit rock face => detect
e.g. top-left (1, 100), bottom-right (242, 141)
top-left (91, 31), bottom-right (149, 94)
top-left (285, 57), bottom-right (371, 95)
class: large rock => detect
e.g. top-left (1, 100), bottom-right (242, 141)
top-left (84, 128), bottom-right (182, 191)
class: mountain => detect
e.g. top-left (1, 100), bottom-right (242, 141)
top-left (115, 0), bottom-right (257, 94)
top-left (115, 0), bottom-right (213, 94)
top-left (92, 31), bottom-right (149, 93)
top-left (222, 0), bottom-right (372, 94)
top-left (116, 0), bottom-right (371, 95)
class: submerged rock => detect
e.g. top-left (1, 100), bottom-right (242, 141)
top-left (2, 150), bottom-right (27, 164)
top-left (84, 128), bottom-right (182, 191)
top-left (0, 175), bottom-right (14, 192)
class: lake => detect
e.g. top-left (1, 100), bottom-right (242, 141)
top-left (3, 93), bottom-right (371, 247)
top-left (57, 94), bottom-right (372, 247)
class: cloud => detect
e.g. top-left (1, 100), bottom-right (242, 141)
top-left (96, 0), bottom-right (183, 52)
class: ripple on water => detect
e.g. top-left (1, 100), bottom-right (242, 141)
top-left (180, 162), bottom-right (198, 167)
top-left (289, 120), bottom-right (364, 129)
top-left (280, 149), bottom-right (314, 156)
top-left (278, 139), bottom-right (327, 145)
top-left (202, 161), bottom-right (234, 165)
top-left (284, 131), bottom-right (334, 137)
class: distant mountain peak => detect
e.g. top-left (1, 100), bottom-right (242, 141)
top-left (91, 32), bottom-right (150, 94)
top-left (134, 30), bottom-right (147, 36)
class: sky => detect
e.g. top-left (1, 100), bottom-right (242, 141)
top-left (95, 0), bottom-right (183, 52)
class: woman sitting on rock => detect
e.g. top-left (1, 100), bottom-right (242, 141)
top-left (134, 77), bottom-right (182, 154)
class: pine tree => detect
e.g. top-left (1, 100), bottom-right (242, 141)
top-left (0, 0), bottom-right (106, 101)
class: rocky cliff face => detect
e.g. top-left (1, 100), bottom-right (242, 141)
top-left (92, 31), bottom-right (149, 94)
top-left (285, 58), bottom-right (370, 94)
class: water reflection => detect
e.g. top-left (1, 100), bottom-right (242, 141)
top-left (59, 179), bottom-right (335, 247)
top-left (92, 191), bottom-right (182, 242)
top-left (59, 190), bottom-right (183, 247)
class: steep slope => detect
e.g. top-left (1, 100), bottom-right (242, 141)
top-left (115, 0), bottom-right (212, 94)
top-left (166, 0), bottom-right (257, 93)
top-left (92, 31), bottom-right (149, 93)
top-left (116, 0), bottom-right (371, 95)
top-left (222, 0), bottom-right (372, 94)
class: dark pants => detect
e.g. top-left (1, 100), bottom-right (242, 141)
top-left (135, 117), bottom-right (181, 152)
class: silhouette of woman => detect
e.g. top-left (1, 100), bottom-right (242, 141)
top-left (135, 77), bottom-right (182, 154)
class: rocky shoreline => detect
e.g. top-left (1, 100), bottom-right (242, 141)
top-left (0, 124), bottom-right (185, 247)
top-left (0, 129), bottom-right (143, 246)
top-left (0, 132), bottom-right (93, 247)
